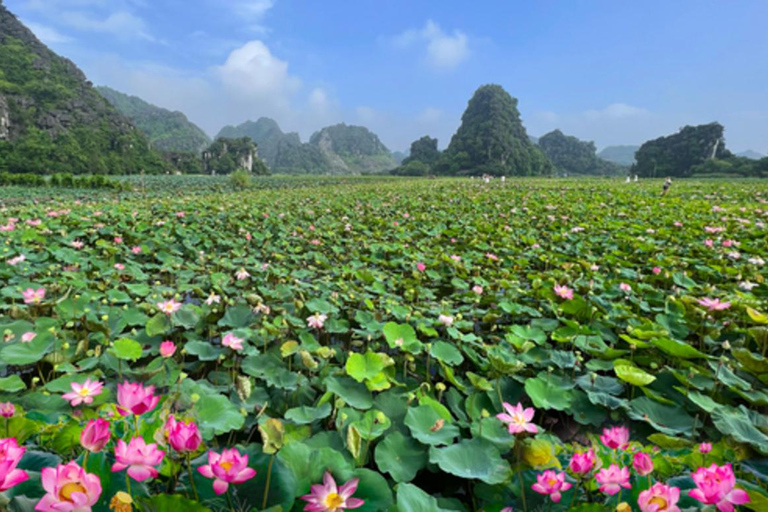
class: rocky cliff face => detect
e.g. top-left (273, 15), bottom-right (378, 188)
top-left (203, 137), bottom-right (263, 174)
top-left (0, 93), bottom-right (9, 140)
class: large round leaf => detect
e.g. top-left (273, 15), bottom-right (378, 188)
top-left (428, 438), bottom-right (511, 484)
top-left (374, 431), bottom-right (428, 483)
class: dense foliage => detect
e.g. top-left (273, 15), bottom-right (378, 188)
top-left (442, 85), bottom-right (553, 176)
top-left (0, 172), bottom-right (124, 189)
top-left (97, 87), bottom-right (211, 154)
top-left (632, 123), bottom-right (729, 178)
top-left (538, 129), bottom-right (625, 176)
top-left (0, 177), bottom-right (767, 512)
top-left (202, 137), bottom-right (268, 176)
top-left (0, 5), bottom-right (167, 175)
top-left (391, 136), bottom-right (440, 176)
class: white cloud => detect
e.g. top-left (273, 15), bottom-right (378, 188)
top-left (57, 10), bottom-right (153, 41)
top-left (308, 88), bottom-right (331, 115)
top-left (230, 0), bottom-right (275, 33)
top-left (24, 21), bottom-right (74, 44)
top-left (390, 19), bottom-right (470, 71)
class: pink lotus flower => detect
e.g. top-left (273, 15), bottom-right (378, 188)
top-left (704, 239), bottom-right (714, 248)
top-left (35, 461), bottom-right (101, 511)
top-left (416, 262), bottom-right (426, 272)
top-left (438, 314), bottom-right (454, 327)
top-left (117, 381), bottom-right (159, 416)
top-left (205, 293), bottom-right (221, 305)
top-left (450, 254), bottom-right (461, 262)
top-left (554, 284), bottom-right (573, 300)
top-left (633, 452), bottom-right (654, 476)
top-left (80, 418), bottom-right (110, 453)
top-left (600, 426), bottom-right (630, 450)
top-left (0, 438), bottom-right (29, 492)
top-left (7, 255), bottom-right (25, 266)
top-left (486, 252), bottom-right (499, 261)
top-left (22, 287), bottom-right (46, 305)
top-left (114, 263), bottom-right (125, 270)
top-left (619, 282), bottom-right (632, 293)
top-left (157, 299), bottom-right (181, 315)
top-left (62, 379), bottom-right (104, 407)
top-left (235, 268), bottom-right (251, 280)
top-left (699, 443), bottom-right (712, 454)
top-left (197, 448), bottom-right (256, 495)
top-left (222, 333), bottom-right (244, 351)
top-left (652, 267), bottom-right (662, 275)
top-left (160, 341), bottom-right (176, 358)
top-left (689, 463), bottom-right (750, 511)
top-left (112, 437), bottom-right (164, 482)
top-left (496, 402), bottom-right (538, 435)
top-left (698, 298), bottom-right (731, 311)
top-left (638, 482), bottom-right (681, 512)
top-left (307, 313), bottom-right (328, 330)
top-left (472, 285), bottom-right (484, 295)
top-left (300, 471), bottom-right (364, 512)
top-left (531, 470), bottom-right (572, 503)
top-left (0, 402), bottom-right (15, 418)
top-left (131, 246), bottom-right (142, 254)
top-left (568, 448), bottom-right (595, 476)
top-left (114, 236), bottom-right (123, 244)
top-left (21, 332), bottom-right (36, 343)
top-left (165, 415), bottom-right (202, 453)
top-left (595, 464), bottom-right (631, 495)
top-left (71, 240), bottom-right (84, 249)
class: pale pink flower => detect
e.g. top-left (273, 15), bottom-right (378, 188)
top-left (300, 471), bottom-right (364, 512)
top-left (112, 437), bottom-right (165, 482)
top-left (21, 332), bottom-right (36, 343)
top-left (704, 239), bottom-right (714, 248)
top-left (697, 298), bottom-right (731, 311)
top-left (568, 449), bottom-right (595, 476)
top-left (531, 470), bottom-right (571, 503)
top-left (235, 268), bottom-right (250, 280)
top-left (36, 461), bottom-right (101, 511)
top-left (652, 267), bottom-right (662, 275)
top-left (114, 237), bottom-right (123, 244)
top-left (688, 463), bottom-right (750, 511)
top-left (310, 239), bottom-right (321, 245)
top-left (486, 252), bottom-right (499, 261)
top-left (71, 240), bottom-right (84, 249)
top-left (80, 418), bottom-right (110, 453)
top-left (205, 293), bottom-right (221, 306)
top-left (307, 313), bottom-right (328, 330)
top-left (159, 341), bottom-right (176, 358)
top-left (197, 448), bottom-right (256, 495)
top-left (117, 381), bottom-right (159, 416)
top-left (472, 285), bottom-right (484, 295)
top-left (554, 284), bottom-right (574, 300)
top-left (157, 299), bottom-right (181, 315)
top-left (7, 255), bottom-right (25, 266)
top-left (176, 211), bottom-right (185, 218)
top-left (450, 254), bottom-right (461, 262)
top-left (0, 402), bottom-right (15, 418)
top-left (114, 263), bottom-right (125, 270)
top-left (131, 246), bottom-right (142, 254)
top-left (595, 465), bottom-right (631, 495)
top-left (600, 426), bottom-right (630, 450)
top-left (638, 483), bottom-right (681, 512)
top-left (496, 402), bottom-right (538, 435)
top-left (26, 219), bottom-right (41, 226)
top-left (62, 379), bottom-right (104, 407)
top-left (633, 452), bottom-right (654, 476)
top-left (222, 333), bottom-right (244, 351)
top-left (619, 282), bottom-right (632, 293)
top-left (22, 287), bottom-right (46, 305)
top-left (438, 314), bottom-right (454, 327)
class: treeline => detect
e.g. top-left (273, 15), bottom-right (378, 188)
top-left (0, 172), bottom-right (126, 189)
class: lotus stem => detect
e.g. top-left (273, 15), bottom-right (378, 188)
top-left (187, 453), bottom-right (199, 502)
top-left (262, 454), bottom-right (275, 509)
top-left (226, 488), bottom-right (235, 512)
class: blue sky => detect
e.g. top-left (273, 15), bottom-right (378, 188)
top-left (6, 0), bottom-right (768, 153)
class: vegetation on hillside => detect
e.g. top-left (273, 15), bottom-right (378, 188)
top-left (202, 137), bottom-right (268, 175)
top-left (538, 129), bottom-right (625, 176)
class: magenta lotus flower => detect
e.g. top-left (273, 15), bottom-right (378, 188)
top-left (633, 452), bottom-right (654, 476)
top-left (35, 461), bottom-right (101, 512)
top-left (301, 471), bottom-right (364, 512)
top-left (157, 299), bottom-right (181, 315)
top-left (688, 463), bottom-right (750, 511)
top-left (416, 262), bottom-right (426, 272)
top-left (159, 341), bottom-right (176, 358)
top-left (197, 448), bottom-right (256, 495)
top-left (80, 418), bottom-right (110, 453)
top-left (22, 287), bottom-right (45, 305)
top-left (531, 470), bottom-right (572, 503)
top-left (554, 284), bottom-right (574, 300)
top-left (600, 426), bottom-right (630, 450)
top-left (638, 482), bottom-right (681, 512)
top-left (568, 448), bottom-right (595, 476)
top-left (307, 313), bottom-right (328, 330)
top-left (438, 314), bottom-right (454, 327)
top-left (112, 437), bottom-right (165, 482)
top-left (704, 238), bottom-right (714, 248)
top-left (0, 402), bottom-right (14, 418)
top-left (699, 443), bottom-right (712, 454)
top-left (222, 332), bottom-right (244, 351)
top-left (114, 236), bottom-right (123, 244)
top-left (165, 415), bottom-right (202, 453)
top-left (0, 437), bottom-right (29, 492)
top-left (652, 267), bottom-right (662, 275)
top-left (117, 381), bottom-right (159, 416)
top-left (595, 464), bottom-right (631, 495)
top-left (496, 402), bottom-right (538, 435)
top-left (698, 298), bottom-right (731, 311)
top-left (62, 379), bottom-right (104, 407)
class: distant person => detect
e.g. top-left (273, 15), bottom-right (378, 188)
top-left (626, 176), bottom-right (631, 183)
top-left (661, 177), bottom-right (672, 196)
top-left (633, 175), bottom-right (638, 182)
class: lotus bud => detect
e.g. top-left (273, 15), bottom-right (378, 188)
top-left (435, 383), bottom-right (446, 392)
top-left (179, 372), bottom-right (188, 381)
top-left (62, 342), bottom-right (70, 350)
top-left (190, 393), bottom-right (200, 403)
top-left (236, 376), bottom-right (252, 401)
top-left (101, 315), bottom-right (108, 321)
top-left (722, 340), bottom-right (731, 350)
top-left (650, 362), bottom-right (659, 370)
top-left (481, 409), bottom-right (490, 418)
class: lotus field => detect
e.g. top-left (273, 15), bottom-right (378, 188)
top-left (1, 177), bottom-right (768, 512)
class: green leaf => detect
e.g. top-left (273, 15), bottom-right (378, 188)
top-left (524, 374), bottom-right (573, 410)
top-left (428, 438), bottom-right (511, 485)
top-left (404, 405), bottom-right (459, 446)
top-left (627, 397), bottom-right (695, 436)
top-left (195, 394), bottom-right (245, 439)
top-left (383, 322), bottom-right (423, 354)
top-left (711, 406), bottom-right (768, 454)
top-left (0, 333), bottom-right (54, 365)
top-left (112, 338), bottom-right (143, 361)
top-left (651, 337), bottom-right (706, 359)
top-left (345, 351), bottom-right (385, 382)
top-left (429, 342), bottom-right (463, 366)
top-left (396, 483), bottom-right (451, 512)
top-left (0, 375), bottom-right (26, 393)
top-left (325, 376), bottom-right (373, 410)
top-left (374, 431), bottom-right (428, 483)
top-left (614, 364), bottom-right (656, 386)
top-left (284, 403), bottom-right (332, 425)
top-left (145, 314), bottom-right (171, 337)
top-left (136, 494), bottom-right (211, 512)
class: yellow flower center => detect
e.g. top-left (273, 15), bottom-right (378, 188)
top-left (648, 496), bottom-right (668, 509)
top-left (109, 491), bottom-right (134, 512)
top-left (79, 387), bottom-right (91, 396)
top-left (220, 461), bottom-right (234, 472)
top-left (324, 493), bottom-right (344, 509)
top-left (547, 478), bottom-right (557, 486)
top-left (59, 482), bottom-right (87, 502)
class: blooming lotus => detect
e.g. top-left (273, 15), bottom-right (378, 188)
top-left (35, 461), bottom-right (101, 512)
top-left (159, 341), bottom-right (176, 358)
top-left (21, 332), bottom-right (36, 343)
top-left (472, 285), bottom-right (483, 295)
top-left (0, 437), bottom-right (29, 492)
top-left (197, 448), bottom-right (256, 495)
top-left (619, 282), bottom-right (632, 293)
top-left (165, 415), bottom-right (202, 453)
top-left (633, 452), bottom-right (654, 476)
top-left (698, 298), bottom-right (731, 311)
top-left (131, 246), bottom-right (142, 254)
top-left (638, 482), bottom-right (681, 512)
top-left (112, 437), bottom-right (165, 482)
top-left (80, 418), bottom-right (110, 453)
top-left (652, 267), bottom-right (662, 275)
top-left (568, 448), bottom-right (595, 476)
top-left (699, 443), bottom-right (712, 454)
top-left (235, 268), bottom-right (250, 280)
top-left (300, 471), bottom-right (364, 512)
top-left (22, 287), bottom-right (46, 305)
top-left (62, 379), bottom-right (104, 407)
top-left (117, 381), bottom-right (159, 416)
top-left (0, 402), bottom-right (15, 418)
top-left (416, 262), bottom-right (426, 272)
top-left (531, 470), bottom-right (572, 503)
top-left (307, 313), bottom-right (328, 329)
top-left (205, 293), bottom-right (221, 305)
top-left (7, 255), bottom-right (25, 265)
top-left (438, 314), bottom-right (454, 327)
top-left (688, 463), bottom-right (750, 511)
top-left (157, 299), bottom-right (181, 315)
top-left (222, 333), bottom-right (244, 351)
top-left (595, 465), bottom-right (631, 495)
top-left (496, 402), bottom-right (538, 435)
top-left (554, 284), bottom-right (574, 300)
top-left (600, 426), bottom-right (630, 450)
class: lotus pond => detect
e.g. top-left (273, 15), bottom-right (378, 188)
top-left (0, 177), bottom-right (767, 512)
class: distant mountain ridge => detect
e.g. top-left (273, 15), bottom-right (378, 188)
top-left (96, 86), bottom-right (211, 154)
top-left (215, 118), bottom-right (397, 174)
top-left (598, 145), bottom-right (639, 166)
top-left (736, 150), bottom-right (765, 160)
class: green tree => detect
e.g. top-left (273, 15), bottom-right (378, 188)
top-left (633, 123), bottom-right (729, 178)
top-left (538, 129), bottom-right (624, 176)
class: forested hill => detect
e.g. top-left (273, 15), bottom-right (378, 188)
top-left (0, 3), bottom-right (167, 174)
top-left (538, 129), bottom-right (624, 175)
top-left (97, 86), bottom-right (211, 154)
